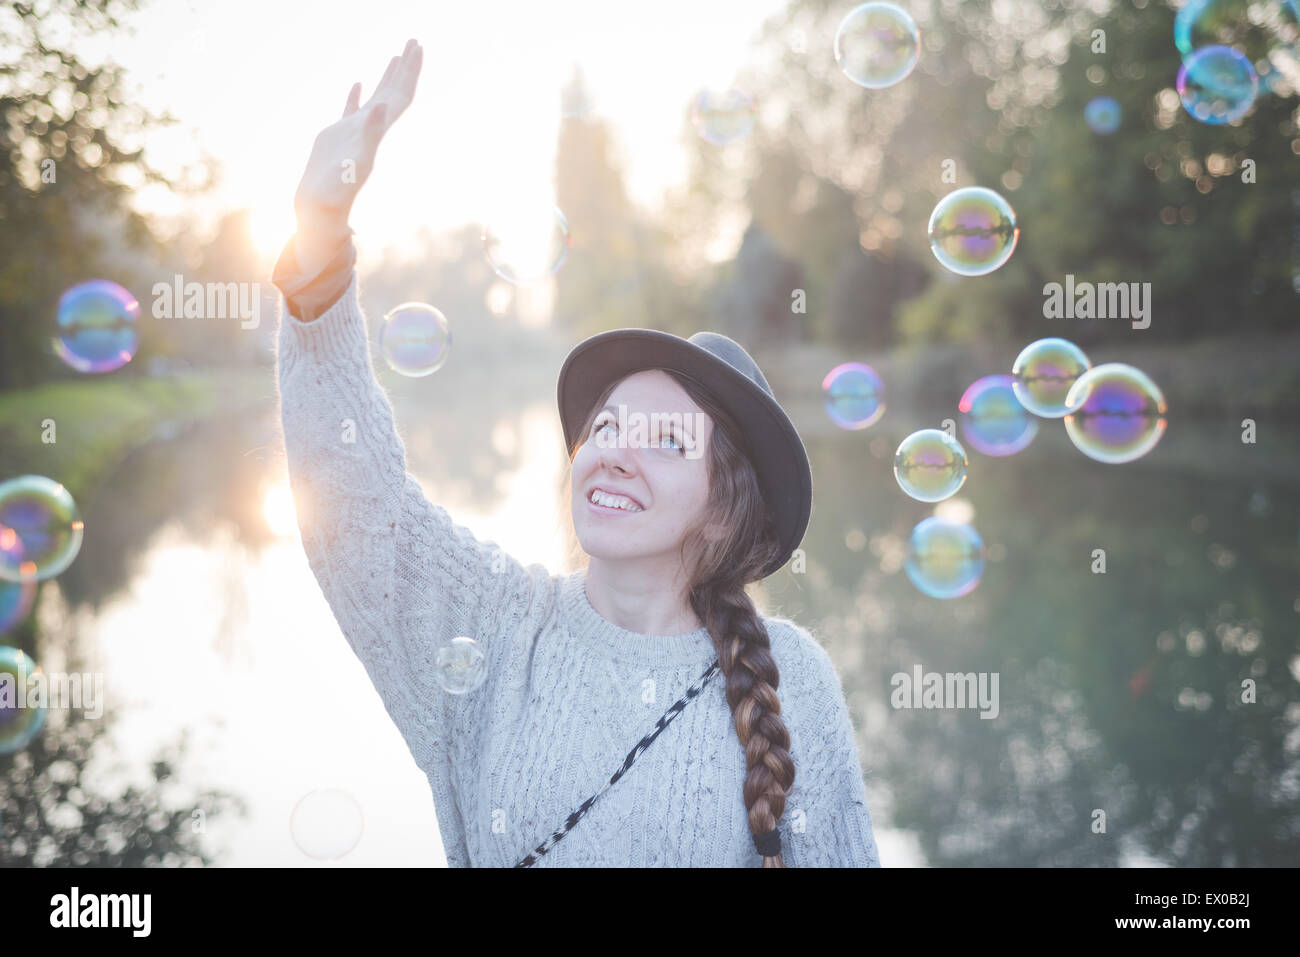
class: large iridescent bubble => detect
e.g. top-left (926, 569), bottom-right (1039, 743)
top-left (823, 362), bottom-right (886, 430)
top-left (53, 280), bottom-right (140, 373)
top-left (959, 374), bottom-right (1038, 457)
top-left (904, 517), bottom-right (986, 599)
top-left (1064, 363), bottom-right (1168, 464)
top-left (834, 2), bottom-right (922, 89)
top-left (0, 476), bottom-right (84, 583)
top-left (1175, 0), bottom-right (1300, 93)
top-left (894, 429), bottom-right (968, 502)
top-left (690, 89), bottom-right (757, 145)
top-left (0, 646), bottom-right (47, 754)
top-left (1177, 45), bottom-right (1259, 124)
top-left (378, 303), bottom-right (452, 377)
top-left (927, 187), bottom-right (1019, 277)
top-left (1011, 338), bottom-right (1091, 418)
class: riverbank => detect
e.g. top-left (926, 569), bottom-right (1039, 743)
top-left (0, 366), bottom-right (273, 500)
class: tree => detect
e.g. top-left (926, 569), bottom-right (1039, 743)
top-left (0, 0), bottom-right (169, 389)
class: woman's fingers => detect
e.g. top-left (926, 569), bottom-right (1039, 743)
top-left (342, 82), bottom-right (361, 118)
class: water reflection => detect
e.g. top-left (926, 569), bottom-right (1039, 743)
top-left (4, 375), bottom-right (1297, 866)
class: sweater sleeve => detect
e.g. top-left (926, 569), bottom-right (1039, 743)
top-left (274, 267), bottom-right (545, 781)
top-left (781, 637), bottom-right (883, 868)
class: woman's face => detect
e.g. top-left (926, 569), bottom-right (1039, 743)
top-left (570, 370), bottom-right (714, 576)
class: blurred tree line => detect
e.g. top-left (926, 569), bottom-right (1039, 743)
top-left (553, 0), bottom-right (1299, 358)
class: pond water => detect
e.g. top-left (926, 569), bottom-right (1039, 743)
top-left (4, 370), bottom-right (1297, 866)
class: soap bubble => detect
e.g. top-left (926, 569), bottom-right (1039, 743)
top-left (1177, 45), bottom-right (1259, 124)
top-left (434, 636), bottom-right (487, 694)
top-left (927, 187), bottom-right (1019, 277)
top-left (690, 89), bottom-right (757, 145)
top-left (290, 788), bottom-right (364, 860)
top-left (958, 374), bottom-right (1038, 457)
top-left (904, 517), bottom-right (985, 599)
top-left (1175, 0), bottom-right (1300, 91)
top-left (823, 362), bottom-right (886, 430)
top-left (1064, 363), bottom-right (1168, 464)
top-left (894, 429), bottom-right (968, 502)
top-left (378, 303), bottom-right (451, 377)
top-left (0, 476), bottom-right (84, 583)
top-left (1011, 338), bottom-right (1091, 418)
top-left (54, 280), bottom-right (140, 374)
top-left (482, 204), bottom-right (572, 284)
top-left (1085, 96), bottom-right (1122, 134)
top-left (834, 3), bottom-right (922, 89)
top-left (0, 532), bottom-right (36, 633)
top-left (0, 647), bottom-right (47, 755)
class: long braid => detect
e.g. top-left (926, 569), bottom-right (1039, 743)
top-left (694, 580), bottom-right (795, 867)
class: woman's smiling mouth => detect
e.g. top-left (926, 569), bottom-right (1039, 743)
top-left (586, 487), bottom-right (646, 514)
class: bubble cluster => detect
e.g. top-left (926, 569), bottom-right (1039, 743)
top-left (959, 374), bottom-right (1038, 457)
top-left (1175, 0), bottom-right (1300, 92)
top-left (482, 205), bottom-right (572, 284)
top-left (53, 280), bottom-right (140, 374)
top-left (1011, 338), bottom-right (1091, 418)
top-left (1085, 96), bottom-right (1122, 134)
top-left (1177, 45), bottom-right (1259, 124)
top-left (1064, 363), bottom-right (1168, 464)
top-left (0, 532), bottom-right (36, 634)
top-left (834, 2), bottom-right (922, 89)
top-left (0, 476), bottom-right (85, 583)
top-left (823, 362), bottom-right (886, 430)
top-left (0, 646), bottom-right (47, 755)
top-left (904, 517), bottom-right (986, 599)
top-left (927, 187), bottom-right (1020, 277)
top-left (894, 429), bottom-right (968, 502)
top-left (434, 636), bottom-right (487, 694)
top-left (290, 788), bottom-right (364, 860)
top-left (378, 303), bottom-right (452, 377)
top-left (690, 88), bottom-right (757, 145)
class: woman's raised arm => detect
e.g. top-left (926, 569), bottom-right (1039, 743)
top-left (274, 40), bottom-right (548, 793)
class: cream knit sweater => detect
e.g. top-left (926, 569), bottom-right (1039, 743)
top-left (274, 276), bottom-right (882, 867)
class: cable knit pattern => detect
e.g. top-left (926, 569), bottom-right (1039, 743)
top-left (274, 275), bottom-right (882, 867)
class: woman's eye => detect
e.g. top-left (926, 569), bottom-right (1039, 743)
top-left (658, 432), bottom-right (685, 454)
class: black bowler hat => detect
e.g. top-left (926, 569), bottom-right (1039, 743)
top-left (557, 327), bottom-right (812, 579)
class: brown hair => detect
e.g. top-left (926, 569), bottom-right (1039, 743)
top-left (565, 369), bottom-right (795, 867)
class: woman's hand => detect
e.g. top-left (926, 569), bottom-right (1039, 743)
top-left (292, 38), bottom-right (423, 274)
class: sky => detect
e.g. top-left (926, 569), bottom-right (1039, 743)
top-left (77, 0), bottom-right (792, 268)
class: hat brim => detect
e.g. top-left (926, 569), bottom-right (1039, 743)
top-left (557, 328), bottom-right (811, 579)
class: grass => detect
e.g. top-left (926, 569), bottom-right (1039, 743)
top-left (0, 368), bottom-right (270, 501)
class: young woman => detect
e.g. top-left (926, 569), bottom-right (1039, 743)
top-left (275, 39), bottom-right (880, 867)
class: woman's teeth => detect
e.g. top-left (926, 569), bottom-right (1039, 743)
top-left (590, 490), bottom-right (644, 512)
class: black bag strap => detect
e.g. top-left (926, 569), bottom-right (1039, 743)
top-left (514, 658), bottom-right (721, 867)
